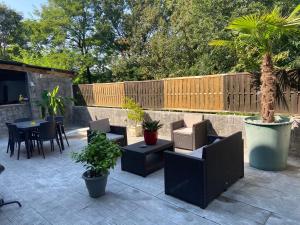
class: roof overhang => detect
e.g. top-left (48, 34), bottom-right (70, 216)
top-left (0, 60), bottom-right (75, 78)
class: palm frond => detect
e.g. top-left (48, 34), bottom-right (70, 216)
top-left (227, 14), bottom-right (259, 33)
top-left (288, 4), bottom-right (300, 20)
top-left (285, 18), bottom-right (300, 27)
top-left (284, 4), bottom-right (300, 28)
top-left (261, 6), bottom-right (285, 25)
top-left (273, 51), bottom-right (290, 63)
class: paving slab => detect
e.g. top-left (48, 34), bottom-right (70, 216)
top-left (0, 127), bottom-right (299, 225)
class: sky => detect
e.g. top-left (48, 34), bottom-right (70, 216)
top-left (1, 0), bottom-right (47, 18)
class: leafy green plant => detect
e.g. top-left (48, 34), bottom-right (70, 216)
top-left (36, 86), bottom-right (72, 118)
top-left (209, 4), bottom-right (300, 123)
top-left (142, 120), bottom-right (163, 132)
top-left (72, 132), bottom-right (122, 178)
top-left (122, 97), bottom-right (144, 125)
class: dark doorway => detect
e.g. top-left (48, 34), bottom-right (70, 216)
top-left (3, 85), bottom-right (8, 104)
top-left (0, 69), bottom-right (28, 105)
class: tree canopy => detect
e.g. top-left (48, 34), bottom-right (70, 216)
top-left (1, 0), bottom-right (299, 83)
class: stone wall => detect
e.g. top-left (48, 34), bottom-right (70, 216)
top-left (72, 106), bottom-right (245, 136)
top-left (291, 120), bottom-right (300, 157)
top-left (72, 106), bottom-right (300, 157)
top-left (27, 73), bottom-right (73, 123)
top-left (0, 103), bottom-right (31, 133)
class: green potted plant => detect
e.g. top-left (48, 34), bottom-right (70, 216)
top-left (142, 120), bottom-right (163, 145)
top-left (122, 97), bottom-right (144, 137)
top-left (210, 5), bottom-right (300, 170)
top-left (36, 85), bottom-right (72, 119)
top-left (72, 133), bottom-right (121, 198)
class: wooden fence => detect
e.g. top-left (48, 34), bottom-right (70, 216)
top-left (223, 73), bottom-right (300, 114)
top-left (93, 83), bottom-right (125, 107)
top-left (125, 80), bottom-right (164, 109)
top-left (73, 73), bottom-right (300, 114)
top-left (164, 75), bottom-right (224, 111)
top-left (224, 73), bottom-right (260, 112)
top-left (73, 84), bottom-right (94, 106)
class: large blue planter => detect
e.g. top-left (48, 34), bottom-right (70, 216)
top-left (244, 116), bottom-right (292, 171)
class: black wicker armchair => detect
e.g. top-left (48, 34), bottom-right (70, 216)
top-left (164, 132), bottom-right (244, 209)
top-left (87, 119), bottom-right (127, 146)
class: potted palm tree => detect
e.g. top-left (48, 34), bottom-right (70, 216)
top-left (142, 120), bottom-right (163, 145)
top-left (210, 5), bottom-right (300, 170)
top-left (72, 133), bottom-right (121, 197)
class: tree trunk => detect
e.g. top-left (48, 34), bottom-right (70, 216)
top-left (86, 67), bottom-right (92, 84)
top-left (260, 53), bottom-right (276, 123)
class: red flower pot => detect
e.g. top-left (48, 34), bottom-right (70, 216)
top-left (144, 130), bottom-right (158, 145)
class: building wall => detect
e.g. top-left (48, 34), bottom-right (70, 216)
top-left (72, 106), bottom-right (299, 157)
top-left (0, 103), bottom-right (31, 132)
top-left (27, 73), bottom-right (73, 123)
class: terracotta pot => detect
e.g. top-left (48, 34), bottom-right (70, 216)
top-left (144, 130), bottom-right (158, 145)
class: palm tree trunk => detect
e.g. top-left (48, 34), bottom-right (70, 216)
top-left (260, 53), bottom-right (276, 123)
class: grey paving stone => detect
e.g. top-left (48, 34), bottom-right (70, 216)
top-left (0, 216), bottom-right (13, 225)
top-left (0, 128), bottom-right (300, 225)
top-left (223, 181), bottom-right (300, 221)
top-left (157, 193), bottom-right (270, 225)
top-left (265, 214), bottom-right (299, 225)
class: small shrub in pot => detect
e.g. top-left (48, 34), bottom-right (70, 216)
top-left (72, 132), bottom-right (122, 197)
top-left (122, 97), bottom-right (144, 137)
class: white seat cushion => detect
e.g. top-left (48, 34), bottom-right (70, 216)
top-left (173, 127), bottom-right (193, 135)
top-left (189, 146), bottom-right (206, 158)
top-left (212, 138), bottom-right (221, 144)
top-left (189, 139), bottom-right (221, 158)
top-left (106, 133), bottom-right (124, 141)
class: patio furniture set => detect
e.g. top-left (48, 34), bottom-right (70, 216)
top-left (1, 116), bottom-right (70, 210)
top-left (88, 116), bottom-right (244, 209)
top-left (5, 116), bottom-right (69, 159)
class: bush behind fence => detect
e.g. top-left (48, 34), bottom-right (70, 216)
top-left (73, 73), bottom-right (300, 114)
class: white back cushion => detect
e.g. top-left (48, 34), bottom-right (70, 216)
top-left (183, 114), bottom-right (203, 128)
top-left (89, 118), bottom-right (111, 133)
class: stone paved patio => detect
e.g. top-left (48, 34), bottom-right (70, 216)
top-left (0, 128), bottom-right (300, 225)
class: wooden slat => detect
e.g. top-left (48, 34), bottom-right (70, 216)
top-left (245, 75), bottom-right (251, 112)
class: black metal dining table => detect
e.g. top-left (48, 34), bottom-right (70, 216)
top-left (13, 119), bottom-right (65, 159)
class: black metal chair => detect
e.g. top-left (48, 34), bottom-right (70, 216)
top-left (164, 132), bottom-right (244, 209)
top-left (6, 123), bottom-right (26, 160)
top-left (46, 116), bottom-right (69, 147)
top-left (0, 164), bottom-right (22, 208)
top-left (5, 122), bottom-right (13, 154)
top-left (34, 122), bottom-right (61, 158)
top-left (14, 118), bottom-right (32, 123)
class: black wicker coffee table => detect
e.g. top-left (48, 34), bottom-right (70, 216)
top-left (121, 139), bottom-right (174, 177)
